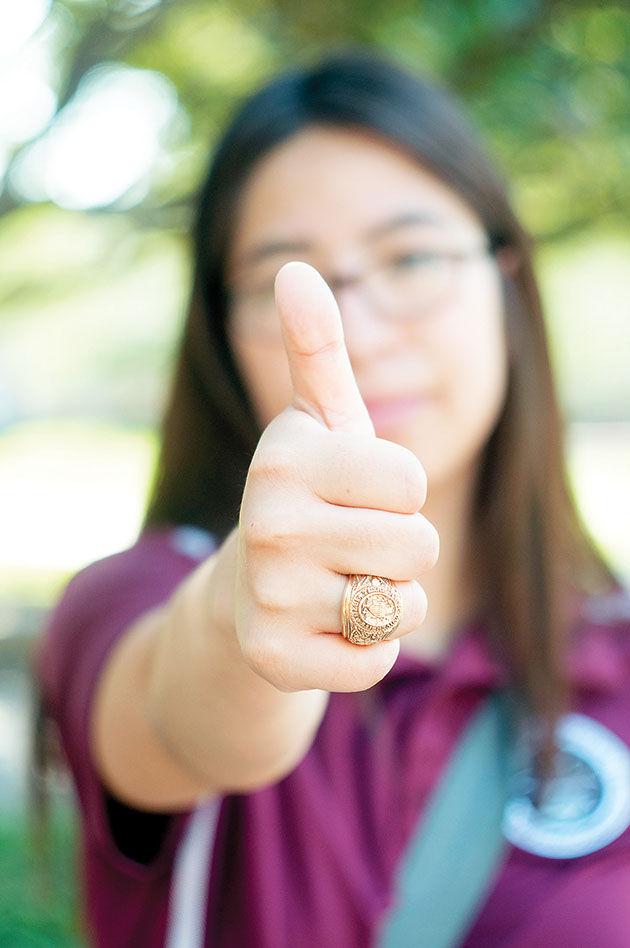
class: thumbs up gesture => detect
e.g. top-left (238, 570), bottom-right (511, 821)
top-left (234, 261), bottom-right (440, 693)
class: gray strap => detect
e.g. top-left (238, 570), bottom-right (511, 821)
top-left (164, 694), bottom-right (512, 948)
top-left (378, 691), bottom-right (513, 948)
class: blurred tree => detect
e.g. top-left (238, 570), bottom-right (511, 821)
top-left (0, 0), bottom-right (628, 428)
top-left (1, 0), bottom-right (628, 239)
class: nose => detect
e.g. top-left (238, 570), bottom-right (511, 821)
top-left (329, 275), bottom-right (398, 364)
top-left (327, 270), bottom-right (381, 320)
top-left (327, 271), bottom-right (366, 305)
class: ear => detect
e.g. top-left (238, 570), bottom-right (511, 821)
top-left (495, 245), bottom-right (521, 279)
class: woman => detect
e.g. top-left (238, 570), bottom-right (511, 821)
top-left (36, 46), bottom-right (630, 947)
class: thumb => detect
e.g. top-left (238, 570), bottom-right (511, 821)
top-left (274, 261), bottom-right (375, 436)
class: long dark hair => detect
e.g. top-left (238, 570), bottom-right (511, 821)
top-left (142, 44), bottom-right (620, 777)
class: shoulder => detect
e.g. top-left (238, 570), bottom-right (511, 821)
top-left (572, 582), bottom-right (630, 662)
top-left (36, 525), bottom-right (218, 716)
top-left (568, 581), bottom-right (630, 738)
top-left (580, 584), bottom-right (630, 628)
top-left (576, 583), bottom-right (630, 674)
top-left (58, 525), bottom-right (217, 607)
top-left (34, 526), bottom-right (218, 882)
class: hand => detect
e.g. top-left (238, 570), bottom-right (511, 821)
top-left (233, 261), bottom-right (440, 693)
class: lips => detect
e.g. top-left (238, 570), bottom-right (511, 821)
top-left (363, 393), bottom-right (432, 428)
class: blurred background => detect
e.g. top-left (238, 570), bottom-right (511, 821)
top-left (0, 0), bottom-right (629, 943)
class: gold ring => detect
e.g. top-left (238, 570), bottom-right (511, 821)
top-left (341, 574), bottom-right (402, 646)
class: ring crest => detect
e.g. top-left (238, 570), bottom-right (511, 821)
top-left (342, 574), bottom-right (402, 645)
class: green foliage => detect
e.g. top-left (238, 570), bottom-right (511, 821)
top-left (0, 809), bottom-right (84, 947)
top-left (3, 0), bottom-right (629, 236)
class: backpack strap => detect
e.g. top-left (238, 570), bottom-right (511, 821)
top-left (377, 689), bottom-right (515, 948)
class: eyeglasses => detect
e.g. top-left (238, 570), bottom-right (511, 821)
top-left (226, 241), bottom-right (494, 340)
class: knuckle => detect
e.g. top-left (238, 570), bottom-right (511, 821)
top-left (248, 443), bottom-right (298, 488)
top-left (248, 571), bottom-right (290, 614)
top-left (350, 521), bottom-right (380, 555)
top-left (242, 514), bottom-right (275, 551)
top-left (241, 627), bottom-right (288, 684)
top-left (410, 516), bottom-right (440, 573)
top-left (333, 644), bottom-right (399, 693)
top-left (398, 450), bottom-right (428, 512)
top-left (242, 509), bottom-right (303, 552)
top-left (327, 508), bottom-right (366, 553)
top-left (361, 644), bottom-right (401, 688)
top-left (427, 521), bottom-right (440, 567)
top-left (318, 642), bottom-right (399, 693)
top-left (410, 582), bottom-right (429, 626)
top-left (240, 627), bottom-right (268, 676)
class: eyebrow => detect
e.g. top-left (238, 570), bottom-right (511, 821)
top-left (234, 211), bottom-right (448, 270)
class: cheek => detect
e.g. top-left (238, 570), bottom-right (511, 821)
top-left (450, 316), bottom-right (507, 431)
top-left (407, 283), bottom-right (508, 483)
top-left (230, 337), bottom-right (293, 427)
top-left (443, 292), bottom-right (508, 455)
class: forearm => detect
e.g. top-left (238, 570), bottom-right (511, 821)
top-left (145, 528), bottom-right (330, 796)
top-left (91, 528), bottom-right (329, 812)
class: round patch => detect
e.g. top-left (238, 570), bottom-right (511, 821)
top-left (502, 713), bottom-right (630, 859)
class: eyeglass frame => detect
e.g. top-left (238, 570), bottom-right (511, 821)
top-left (225, 237), bottom-right (498, 338)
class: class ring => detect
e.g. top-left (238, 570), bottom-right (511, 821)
top-left (341, 574), bottom-right (402, 645)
